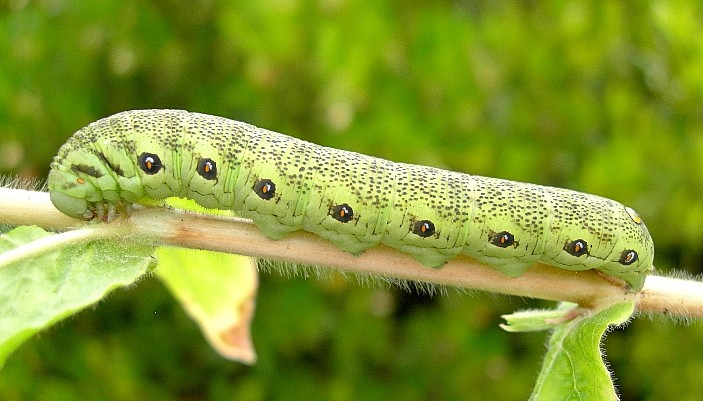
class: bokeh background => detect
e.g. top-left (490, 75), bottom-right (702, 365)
top-left (1, 1), bottom-right (703, 400)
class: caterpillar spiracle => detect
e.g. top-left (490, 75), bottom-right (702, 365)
top-left (47, 109), bottom-right (654, 290)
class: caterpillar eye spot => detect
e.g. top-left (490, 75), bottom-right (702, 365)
top-left (253, 179), bottom-right (276, 200)
top-left (330, 203), bottom-right (354, 223)
top-left (489, 231), bottom-right (515, 248)
top-left (197, 158), bottom-right (217, 180)
top-left (412, 220), bottom-right (435, 237)
top-left (619, 249), bottom-right (639, 265)
top-left (564, 239), bottom-right (589, 257)
top-left (76, 178), bottom-right (85, 184)
top-left (138, 152), bottom-right (163, 175)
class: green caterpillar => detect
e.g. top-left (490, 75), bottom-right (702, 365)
top-left (48, 109), bottom-right (654, 290)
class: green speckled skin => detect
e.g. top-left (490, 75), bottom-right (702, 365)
top-left (48, 109), bottom-right (654, 290)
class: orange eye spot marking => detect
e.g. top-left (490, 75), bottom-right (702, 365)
top-left (76, 178), bottom-right (85, 184)
top-left (330, 203), bottom-right (353, 223)
top-left (412, 220), bottom-right (435, 238)
top-left (489, 231), bottom-right (515, 248)
top-left (574, 242), bottom-right (582, 252)
top-left (618, 249), bottom-right (638, 265)
top-left (253, 179), bottom-right (276, 200)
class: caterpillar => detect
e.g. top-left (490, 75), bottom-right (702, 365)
top-left (47, 109), bottom-right (654, 290)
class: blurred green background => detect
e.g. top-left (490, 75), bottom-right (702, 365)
top-left (1, 1), bottom-right (703, 400)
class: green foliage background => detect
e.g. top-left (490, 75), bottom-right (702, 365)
top-left (1, 1), bottom-right (702, 400)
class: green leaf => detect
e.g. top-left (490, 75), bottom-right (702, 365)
top-left (155, 247), bottom-right (258, 364)
top-left (0, 226), bottom-right (155, 368)
top-left (509, 301), bottom-right (636, 401)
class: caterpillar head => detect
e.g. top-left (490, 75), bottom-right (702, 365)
top-left (47, 132), bottom-right (142, 221)
top-left (48, 167), bottom-right (94, 219)
top-left (48, 154), bottom-right (123, 221)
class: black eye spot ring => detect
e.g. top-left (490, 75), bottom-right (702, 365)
top-left (330, 203), bottom-right (354, 223)
top-left (412, 220), bottom-right (435, 237)
top-left (138, 152), bottom-right (162, 175)
top-left (619, 249), bottom-right (639, 265)
top-left (253, 179), bottom-right (276, 200)
top-left (197, 157), bottom-right (217, 180)
top-left (489, 231), bottom-right (516, 248)
top-left (564, 239), bottom-right (589, 257)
